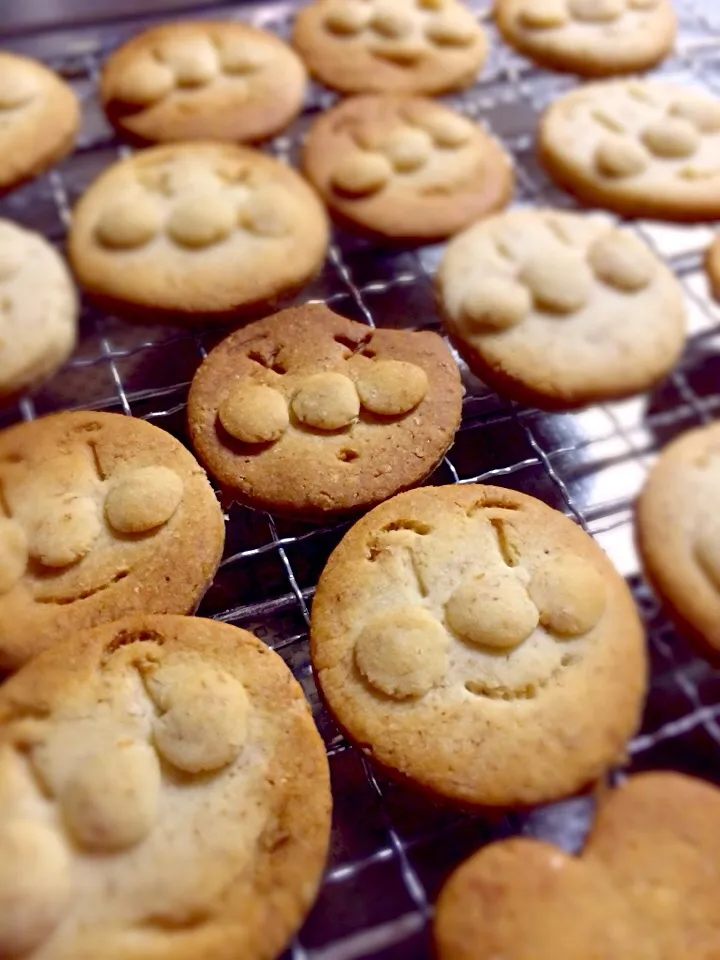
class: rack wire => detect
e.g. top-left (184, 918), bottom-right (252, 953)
top-left (3, 1), bottom-right (720, 956)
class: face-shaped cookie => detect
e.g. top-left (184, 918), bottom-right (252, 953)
top-left (434, 772), bottom-right (720, 959)
top-left (0, 615), bottom-right (330, 960)
top-left (67, 142), bottom-right (329, 320)
top-left (292, 0), bottom-right (486, 95)
top-left (311, 484), bottom-right (646, 807)
top-left (101, 21), bottom-right (307, 145)
top-left (438, 208), bottom-right (686, 409)
top-left (187, 303), bottom-right (462, 516)
top-left (302, 95), bottom-right (513, 241)
top-left (495, 0), bottom-right (676, 77)
top-left (540, 80), bottom-right (720, 221)
top-left (0, 52), bottom-right (79, 193)
top-left (0, 411), bottom-right (224, 671)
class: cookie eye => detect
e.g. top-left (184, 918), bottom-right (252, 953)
top-left (445, 573), bottom-right (539, 650)
top-left (104, 466), bottom-right (183, 535)
top-left (528, 555), bottom-right (606, 637)
top-left (292, 372), bottom-right (360, 431)
top-left (356, 360), bottom-right (428, 415)
top-left (27, 494), bottom-right (101, 568)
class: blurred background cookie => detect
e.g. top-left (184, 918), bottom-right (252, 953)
top-left (437, 208), bottom-right (686, 409)
top-left (68, 142), bottom-right (329, 321)
top-left (0, 52), bottom-right (79, 193)
top-left (101, 21), bottom-right (307, 144)
top-left (292, 0), bottom-right (487, 94)
top-left (302, 94), bottom-right (513, 241)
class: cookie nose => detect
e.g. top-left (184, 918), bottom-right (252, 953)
top-left (445, 572), bottom-right (539, 650)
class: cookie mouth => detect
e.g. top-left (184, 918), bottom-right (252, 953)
top-left (463, 651), bottom-right (580, 702)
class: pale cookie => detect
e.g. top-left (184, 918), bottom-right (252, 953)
top-left (0, 411), bottom-right (225, 672)
top-left (704, 233), bottom-right (720, 303)
top-left (437, 208), bottom-right (686, 409)
top-left (302, 95), bottom-right (513, 242)
top-left (495, 0), bottom-right (676, 78)
top-left (636, 421), bottom-right (720, 660)
top-left (310, 484), bottom-right (646, 807)
top-left (0, 53), bottom-right (79, 193)
top-left (0, 220), bottom-right (78, 400)
top-left (187, 302), bottom-right (462, 517)
top-left (434, 771), bottom-right (720, 959)
top-left (0, 614), bottom-right (331, 960)
top-left (101, 21), bottom-right (307, 145)
top-left (67, 142), bottom-right (329, 321)
top-left (540, 80), bottom-right (720, 221)
top-left (292, 0), bottom-right (487, 95)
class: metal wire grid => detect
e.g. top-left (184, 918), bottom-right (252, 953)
top-left (3, 1), bottom-right (720, 956)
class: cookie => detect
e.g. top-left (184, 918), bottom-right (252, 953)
top-left (0, 53), bottom-right (79, 193)
top-left (0, 613), bottom-right (331, 960)
top-left (539, 80), bottom-right (720, 221)
top-left (67, 142), bottom-right (329, 321)
top-left (704, 233), bottom-right (720, 303)
top-left (292, 0), bottom-right (487, 95)
top-left (437, 208), bottom-right (686, 410)
top-left (0, 220), bottom-right (78, 400)
top-left (636, 421), bottom-right (720, 659)
top-left (434, 771), bottom-right (720, 959)
top-left (101, 21), bottom-right (307, 145)
top-left (310, 484), bottom-right (646, 807)
top-left (0, 410), bottom-right (225, 672)
top-left (495, 0), bottom-right (676, 78)
top-left (302, 94), bottom-right (513, 242)
top-left (187, 302), bottom-right (463, 517)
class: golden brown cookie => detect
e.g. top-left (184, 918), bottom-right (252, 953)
top-left (539, 80), bottom-right (720, 221)
top-left (636, 421), bottom-right (720, 659)
top-left (437, 208), bottom-right (686, 410)
top-left (67, 142), bottom-right (329, 322)
top-left (101, 21), bottom-right (307, 145)
top-left (0, 411), bottom-right (225, 672)
top-left (292, 0), bottom-right (487, 95)
top-left (0, 52), bottom-right (79, 193)
top-left (187, 303), bottom-right (462, 517)
top-left (311, 484), bottom-right (646, 807)
top-left (495, 0), bottom-right (676, 78)
top-left (434, 771), bottom-right (720, 959)
top-left (302, 94), bottom-right (513, 242)
top-left (0, 614), bottom-right (331, 960)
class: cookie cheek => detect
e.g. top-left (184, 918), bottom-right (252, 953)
top-left (95, 199), bottom-right (162, 250)
top-left (445, 574), bottom-right (539, 650)
top-left (354, 608), bottom-right (448, 700)
top-left (0, 518), bottom-right (28, 593)
top-left (27, 495), bottom-right (101, 569)
top-left (528, 556), bottom-right (606, 637)
top-left (111, 59), bottom-right (175, 106)
top-left (669, 97), bottom-right (720, 134)
top-left (0, 69), bottom-right (39, 109)
top-left (292, 373), bottom-right (360, 431)
top-left (330, 153), bottom-right (393, 198)
top-left (104, 466), bottom-right (184, 535)
top-left (641, 119), bottom-right (700, 159)
top-left (0, 820), bottom-right (70, 956)
top-left (218, 382), bottom-right (289, 444)
top-left (459, 277), bottom-right (532, 332)
top-left (60, 742), bottom-right (161, 852)
top-left (418, 113), bottom-right (473, 149)
top-left (323, 2), bottom-right (373, 35)
top-left (519, 252), bottom-right (593, 315)
top-left (587, 231), bottom-right (655, 293)
top-left (356, 360), bottom-right (428, 416)
top-left (594, 137), bottom-right (649, 178)
top-left (238, 188), bottom-right (293, 238)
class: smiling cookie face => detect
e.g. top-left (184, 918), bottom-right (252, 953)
top-left (0, 411), bottom-right (224, 671)
top-left (292, 0), bottom-right (486, 94)
top-left (540, 81), bottom-right (720, 220)
top-left (101, 21), bottom-right (307, 144)
top-left (187, 303), bottom-right (463, 517)
top-left (438, 208), bottom-right (685, 409)
top-left (0, 615), bottom-right (330, 960)
top-left (68, 142), bottom-right (329, 320)
top-left (311, 484), bottom-right (646, 807)
top-left (495, 0), bottom-right (676, 76)
top-left (302, 95), bottom-right (513, 241)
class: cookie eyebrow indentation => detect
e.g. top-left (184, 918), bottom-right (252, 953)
top-left (626, 84), bottom-right (657, 106)
top-left (490, 517), bottom-right (519, 567)
top-left (466, 496), bottom-right (520, 517)
top-left (381, 518), bottom-right (431, 535)
top-left (88, 440), bottom-right (107, 482)
top-left (591, 109), bottom-right (626, 134)
top-left (544, 216), bottom-right (575, 246)
top-left (334, 331), bottom-right (374, 356)
top-left (35, 569), bottom-right (130, 606)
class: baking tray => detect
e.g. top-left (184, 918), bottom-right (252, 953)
top-left (2, 2), bottom-right (720, 957)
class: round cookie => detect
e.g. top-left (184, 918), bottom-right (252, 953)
top-left (0, 410), bottom-right (225, 671)
top-left (101, 21), bottom-right (307, 145)
top-left (302, 95), bottom-right (513, 242)
top-left (0, 614), bottom-right (331, 960)
top-left (704, 233), bottom-right (720, 303)
top-left (187, 302), bottom-right (462, 517)
top-left (0, 52), bottom-right (79, 193)
top-left (539, 80), bottom-right (720, 221)
top-left (310, 484), bottom-right (646, 808)
top-left (495, 0), bottom-right (676, 78)
top-left (292, 0), bottom-right (487, 95)
top-left (434, 772), bottom-right (720, 959)
top-left (67, 142), bottom-right (329, 321)
top-left (437, 208), bottom-right (686, 410)
top-left (636, 421), bottom-right (720, 659)
top-left (0, 220), bottom-right (78, 400)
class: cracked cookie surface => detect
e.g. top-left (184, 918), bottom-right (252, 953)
top-left (310, 483), bottom-right (646, 807)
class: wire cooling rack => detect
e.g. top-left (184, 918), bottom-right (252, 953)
top-left (3, 1), bottom-right (720, 956)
